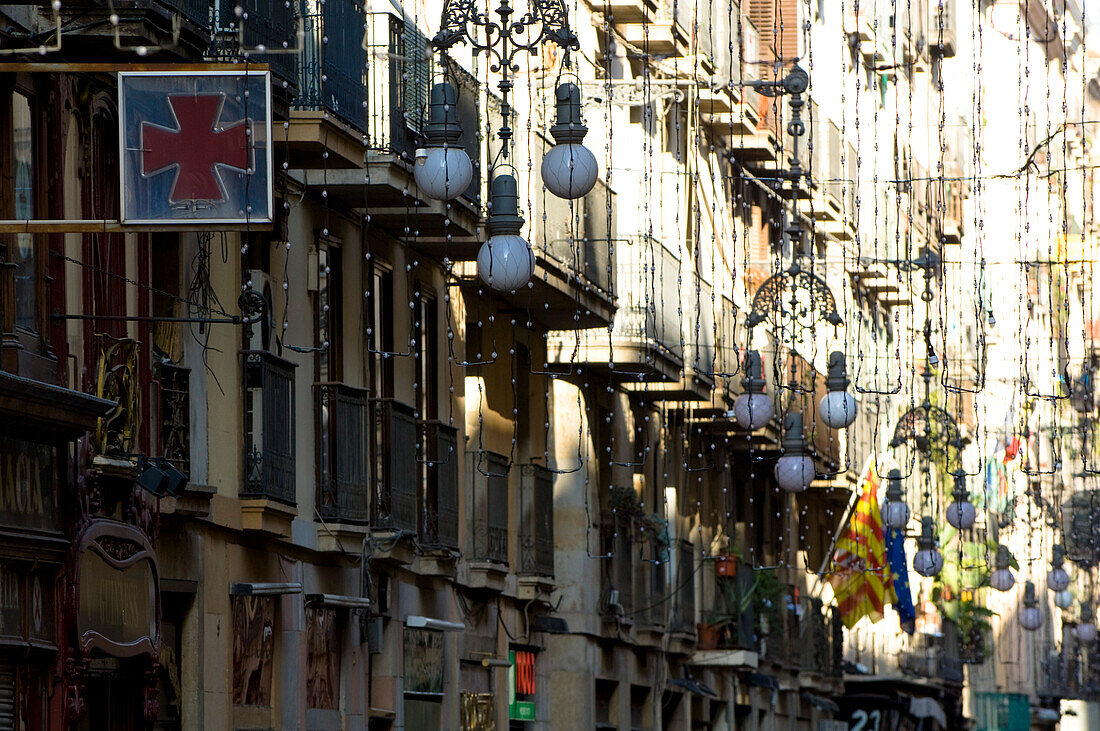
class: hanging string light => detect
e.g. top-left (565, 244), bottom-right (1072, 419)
top-left (1076, 601), bottom-right (1097, 643)
top-left (945, 470), bottom-right (977, 531)
top-left (989, 544), bottom-right (1017, 592)
top-left (913, 516), bottom-right (944, 577)
top-left (1019, 581), bottom-right (1042, 631)
top-left (732, 351), bottom-right (773, 430)
top-left (820, 351), bottom-right (857, 430)
top-left (882, 469), bottom-right (911, 530)
top-left (774, 413), bottom-right (815, 493)
top-left (1047, 544), bottom-right (1071, 592)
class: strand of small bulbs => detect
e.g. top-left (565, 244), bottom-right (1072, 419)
top-left (413, 81), bottom-right (599, 291)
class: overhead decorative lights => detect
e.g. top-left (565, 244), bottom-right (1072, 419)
top-left (541, 83), bottom-right (598, 199)
top-left (989, 545), bottom-right (1016, 592)
top-left (1047, 545), bottom-right (1071, 592)
top-left (944, 470), bottom-right (976, 530)
top-left (1076, 602), bottom-right (1097, 643)
top-left (432, 0), bottom-right (579, 150)
top-left (1070, 364), bottom-right (1094, 414)
top-left (882, 469), bottom-right (911, 530)
top-left (819, 351), bottom-right (857, 429)
top-left (774, 413), bottom-right (815, 493)
top-left (1018, 581), bottom-right (1042, 631)
top-left (732, 351), bottom-right (774, 430)
top-left (888, 372), bottom-right (962, 461)
top-left (1055, 589), bottom-right (1075, 610)
top-left (477, 174), bottom-right (534, 292)
top-left (913, 516), bottom-right (944, 577)
top-left (414, 82), bottom-right (474, 201)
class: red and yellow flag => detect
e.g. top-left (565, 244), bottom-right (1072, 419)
top-left (831, 456), bottom-right (896, 629)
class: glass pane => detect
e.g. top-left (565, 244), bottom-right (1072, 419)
top-left (13, 93), bottom-right (35, 331)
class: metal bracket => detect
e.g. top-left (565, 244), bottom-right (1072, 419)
top-left (53, 290), bottom-right (267, 326)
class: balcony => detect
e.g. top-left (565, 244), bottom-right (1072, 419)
top-left (369, 398), bottom-right (418, 534)
top-left (464, 450), bottom-right (509, 589)
top-left (212, 0), bottom-right (299, 85)
top-left (155, 361), bottom-right (191, 477)
top-left (52, 0), bottom-right (211, 57)
top-left (242, 351), bottom-right (298, 536)
top-left (601, 512), bottom-right (635, 622)
top-left (692, 559), bottom-right (760, 668)
top-left (315, 382), bottom-right (371, 524)
top-left (669, 539), bottom-right (695, 636)
top-left (518, 465), bottom-right (554, 578)
top-left (419, 421), bottom-right (459, 549)
top-left (606, 0), bottom-right (689, 56)
top-left (546, 236), bottom-right (682, 381)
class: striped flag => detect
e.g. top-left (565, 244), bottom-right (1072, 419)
top-left (831, 456), bottom-right (896, 628)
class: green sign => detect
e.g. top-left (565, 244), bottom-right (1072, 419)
top-left (508, 649), bottom-right (537, 721)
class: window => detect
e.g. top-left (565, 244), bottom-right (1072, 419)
top-left (11, 91), bottom-right (35, 332)
top-left (366, 260), bottom-right (394, 398)
top-left (413, 283), bottom-right (438, 420)
top-left (316, 240), bottom-right (342, 382)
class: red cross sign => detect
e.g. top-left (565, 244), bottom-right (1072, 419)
top-left (140, 94), bottom-right (251, 202)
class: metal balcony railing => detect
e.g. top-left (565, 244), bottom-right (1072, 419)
top-left (537, 176), bottom-right (616, 298)
top-left (670, 540), bottom-right (695, 633)
top-left (613, 236), bottom-right (684, 360)
top-left (369, 398), bottom-right (418, 531)
top-left (420, 421), bottom-right (459, 548)
top-left (602, 512), bottom-right (635, 617)
top-left (212, 1), bottom-right (299, 85)
top-left (518, 464), bottom-right (554, 577)
top-left (297, 0), bottom-right (368, 132)
top-left (154, 361), bottom-right (191, 477)
top-left (243, 351), bottom-right (298, 504)
top-left (316, 382), bottom-right (370, 523)
top-left (469, 451), bottom-right (509, 564)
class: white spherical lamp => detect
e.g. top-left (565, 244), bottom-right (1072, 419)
top-left (1047, 545), bottom-right (1071, 592)
top-left (773, 413), bottom-right (815, 493)
top-left (1055, 589), bottom-right (1075, 610)
top-left (1077, 602), bottom-right (1097, 643)
top-left (882, 469), bottom-right (910, 530)
top-left (1019, 581), bottom-right (1042, 631)
top-left (819, 351), bottom-right (857, 429)
top-left (732, 351), bottom-right (774, 430)
top-left (477, 174), bottom-right (534, 292)
top-left (413, 83), bottom-right (474, 201)
top-left (989, 544), bottom-right (1016, 592)
top-left (913, 516), bottom-right (943, 577)
top-left (541, 83), bottom-right (598, 199)
top-left (944, 471), bottom-right (976, 530)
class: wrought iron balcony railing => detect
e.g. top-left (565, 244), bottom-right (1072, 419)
top-left (468, 450), bottom-right (509, 564)
top-left (613, 236), bottom-right (684, 360)
top-left (419, 421), bottom-right (459, 548)
top-left (296, 0), bottom-right (368, 132)
top-left (212, 0), bottom-right (299, 85)
top-left (315, 382), bottom-right (370, 523)
top-left (155, 361), bottom-right (191, 477)
top-left (518, 464), bottom-right (554, 578)
top-left (602, 512), bottom-right (635, 617)
top-left (243, 351), bottom-right (297, 504)
top-left (670, 539), bottom-right (695, 634)
top-left (369, 398), bottom-right (418, 531)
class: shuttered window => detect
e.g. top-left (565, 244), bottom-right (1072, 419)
top-left (745, 0), bottom-right (800, 64)
top-left (0, 658), bottom-right (14, 731)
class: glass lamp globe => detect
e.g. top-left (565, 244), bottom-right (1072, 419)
top-left (944, 499), bottom-right (976, 530)
top-left (1019, 582), bottom-right (1042, 631)
top-left (913, 548), bottom-right (944, 577)
top-left (734, 393), bottom-right (774, 431)
top-left (415, 146), bottom-right (473, 201)
top-left (882, 469), bottom-right (909, 530)
top-left (541, 83), bottom-right (598, 199)
top-left (819, 352), bottom-right (857, 429)
top-left (774, 453), bottom-right (815, 493)
top-left (1048, 566), bottom-right (1071, 593)
top-left (990, 568), bottom-right (1016, 592)
top-left (1077, 622), bottom-right (1098, 643)
top-left (477, 235), bottom-right (533, 292)
top-left (413, 82), bottom-right (474, 201)
top-left (1055, 590), bottom-right (1075, 610)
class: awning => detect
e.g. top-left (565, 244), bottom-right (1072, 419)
top-left (746, 672), bottom-right (780, 690)
top-left (803, 692), bottom-right (840, 713)
top-left (669, 677), bottom-right (719, 698)
top-left (909, 696), bottom-right (947, 726)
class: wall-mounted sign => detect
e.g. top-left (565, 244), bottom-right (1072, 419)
top-left (0, 436), bottom-right (56, 532)
top-left (118, 71), bottom-right (273, 225)
top-left (508, 649), bottom-right (537, 721)
top-left (76, 520), bottom-right (159, 658)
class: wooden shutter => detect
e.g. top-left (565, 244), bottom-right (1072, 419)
top-left (745, 0), bottom-right (800, 64)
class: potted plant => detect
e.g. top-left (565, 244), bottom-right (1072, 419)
top-left (713, 539), bottom-right (741, 577)
top-left (698, 576), bottom-right (748, 650)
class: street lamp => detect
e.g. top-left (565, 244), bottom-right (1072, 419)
top-left (819, 351), bottom-right (857, 429)
top-left (1077, 602), bottom-right (1097, 643)
top-left (944, 470), bottom-right (976, 530)
top-left (1055, 589), bottom-right (1075, 610)
top-left (882, 469), bottom-right (910, 530)
top-left (913, 516), bottom-right (943, 577)
top-left (541, 82), bottom-right (598, 199)
top-left (732, 351), bottom-right (774, 430)
top-left (477, 174), bottom-right (534, 291)
top-left (1019, 581), bottom-right (1042, 631)
top-left (1048, 545), bottom-right (1071, 592)
top-left (990, 544), bottom-right (1016, 592)
top-left (774, 413), bottom-right (815, 493)
top-left (414, 82), bottom-right (475, 201)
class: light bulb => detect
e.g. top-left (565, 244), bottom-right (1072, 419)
top-left (913, 548), bottom-right (943, 577)
top-left (819, 390), bottom-right (857, 429)
top-left (477, 235), bottom-right (533, 292)
top-left (1077, 622), bottom-right (1097, 643)
top-left (774, 453), bottom-right (815, 493)
top-left (542, 143), bottom-right (598, 199)
top-left (944, 499), bottom-right (976, 530)
top-left (990, 568), bottom-right (1016, 592)
top-left (1019, 606), bottom-right (1042, 631)
top-left (733, 392), bottom-right (774, 430)
top-left (1055, 590), bottom-right (1075, 610)
top-left (414, 146), bottom-right (473, 201)
top-left (1047, 567), bottom-right (1071, 593)
top-left (883, 499), bottom-right (911, 530)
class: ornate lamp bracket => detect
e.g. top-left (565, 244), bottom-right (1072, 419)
top-left (745, 261), bottom-right (844, 331)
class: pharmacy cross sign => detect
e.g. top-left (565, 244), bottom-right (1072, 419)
top-left (140, 94), bottom-right (251, 203)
